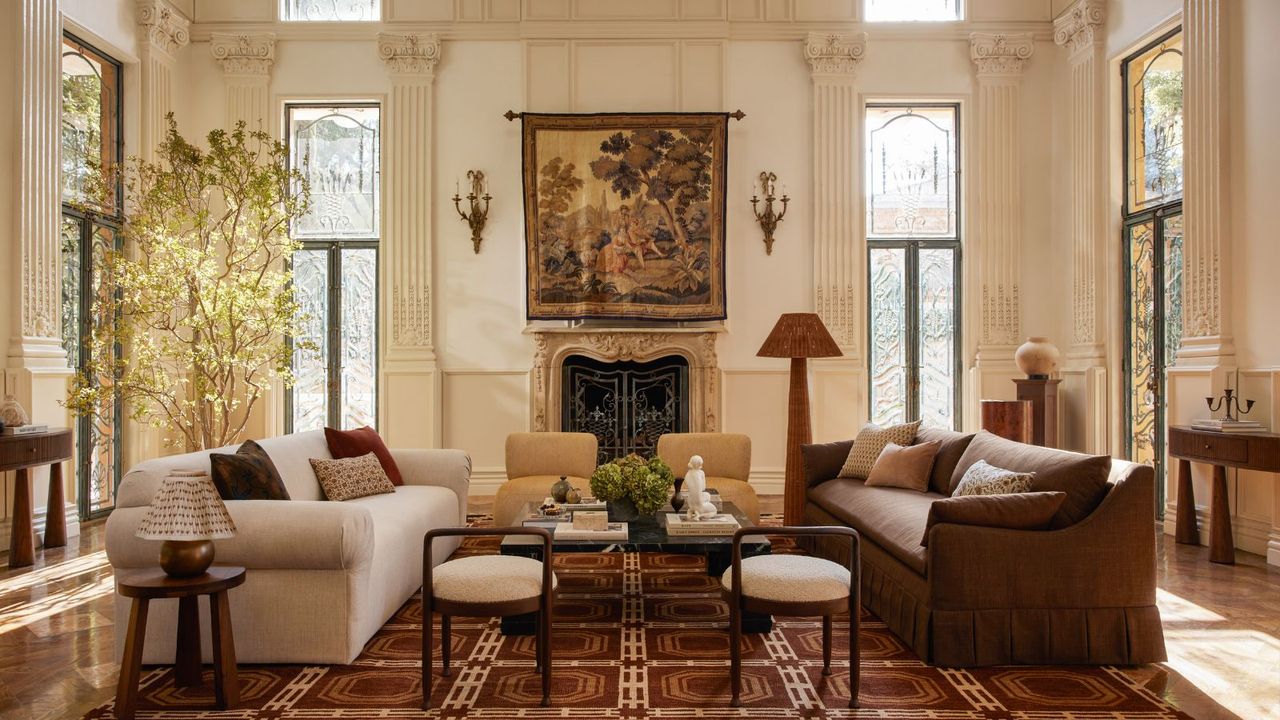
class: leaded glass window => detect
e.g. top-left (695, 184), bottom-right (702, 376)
top-left (286, 104), bottom-right (381, 433)
top-left (866, 105), bottom-right (961, 429)
top-left (1125, 31), bottom-right (1183, 213)
top-left (62, 35), bottom-right (120, 209)
top-left (282, 0), bottom-right (379, 21)
top-left (865, 0), bottom-right (961, 22)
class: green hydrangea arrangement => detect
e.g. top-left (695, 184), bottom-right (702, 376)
top-left (589, 454), bottom-right (675, 516)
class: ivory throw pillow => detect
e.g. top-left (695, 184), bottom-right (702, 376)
top-left (838, 421), bottom-right (921, 479)
top-left (865, 441), bottom-right (941, 492)
top-left (952, 459), bottom-right (1035, 497)
top-left (310, 452), bottom-right (396, 502)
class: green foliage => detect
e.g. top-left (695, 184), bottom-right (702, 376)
top-left (64, 115), bottom-right (312, 451)
top-left (590, 453), bottom-right (675, 516)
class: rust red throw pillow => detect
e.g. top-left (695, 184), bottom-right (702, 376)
top-left (324, 426), bottom-right (403, 486)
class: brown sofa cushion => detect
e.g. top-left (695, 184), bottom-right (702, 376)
top-left (921, 491), bottom-right (1067, 546)
top-left (866, 441), bottom-right (941, 492)
top-left (801, 439), bottom-right (854, 487)
top-left (914, 426), bottom-right (976, 495)
top-left (950, 431), bottom-right (1111, 528)
top-left (807, 479), bottom-right (936, 574)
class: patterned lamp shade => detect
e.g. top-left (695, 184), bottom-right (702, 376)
top-left (757, 313), bottom-right (843, 359)
top-left (136, 470), bottom-right (237, 541)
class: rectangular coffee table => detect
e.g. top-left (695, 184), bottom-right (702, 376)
top-left (499, 500), bottom-right (772, 635)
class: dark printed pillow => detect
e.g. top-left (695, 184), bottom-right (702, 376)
top-left (209, 439), bottom-right (291, 501)
top-left (310, 452), bottom-right (396, 502)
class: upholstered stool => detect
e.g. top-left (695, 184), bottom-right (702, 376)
top-left (423, 528), bottom-right (556, 708)
top-left (722, 527), bottom-right (860, 708)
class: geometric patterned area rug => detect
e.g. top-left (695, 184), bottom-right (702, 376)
top-left (85, 518), bottom-right (1193, 719)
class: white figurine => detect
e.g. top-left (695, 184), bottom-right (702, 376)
top-left (684, 455), bottom-right (718, 521)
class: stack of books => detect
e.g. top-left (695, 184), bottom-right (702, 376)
top-left (664, 513), bottom-right (741, 536)
top-left (553, 521), bottom-right (629, 541)
top-left (2, 424), bottom-right (48, 436)
top-left (1190, 418), bottom-right (1266, 433)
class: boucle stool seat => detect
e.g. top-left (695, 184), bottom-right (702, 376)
top-left (433, 555), bottom-right (558, 604)
top-left (720, 554), bottom-right (850, 603)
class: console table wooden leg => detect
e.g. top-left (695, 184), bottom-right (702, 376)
top-left (1175, 458), bottom-right (1199, 545)
top-left (8, 468), bottom-right (34, 568)
top-left (44, 461), bottom-right (66, 549)
top-left (116, 597), bottom-right (150, 720)
top-left (1209, 465), bottom-right (1235, 564)
top-left (209, 590), bottom-right (240, 709)
top-left (175, 596), bottom-right (202, 687)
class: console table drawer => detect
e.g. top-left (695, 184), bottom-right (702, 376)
top-left (1170, 432), bottom-right (1248, 464)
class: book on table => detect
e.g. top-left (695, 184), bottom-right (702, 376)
top-left (553, 522), bottom-right (629, 541)
top-left (1190, 419), bottom-right (1266, 433)
top-left (2, 424), bottom-right (49, 436)
top-left (663, 513), bottom-right (741, 536)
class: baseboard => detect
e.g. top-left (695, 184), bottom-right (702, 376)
top-left (0, 503), bottom-right (81, 554)
top-left (1162, 504), bottom-right (1276, 564)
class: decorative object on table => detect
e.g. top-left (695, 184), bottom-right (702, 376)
top-left (682, 454), bottom-right (718, 520)
top-left (63, 117), bottom-right (312, 452)
top-left (758, 313), bottom-right (843, 524)
top-left (550, 475), bottom-right (572, 503)
top-left (553, 521), bottom-right (629, 541)
top-left (669, 476), bottom-right (685, 513)
top-left (589, 453), bottom-right (676, 521)
top-left (1205, 387), bottom-right (1255, 423)
top-left (980, 399), bottom-right (1033, 444)
top-left (1014, 336), bottom-right (1060, 379)
top-left (2, 428), bottom-right (72, 568)
top-left (663, 512), bottom-right (740, 536)
top-left (1014, 378), bottom-right (1062, 447)
top-left (136, 470), bottom-right (237, 578)
top-left (750, 171), bottom-right (789, 255)
top-left (309, 453), bottom-right (396, 501)
top-left (571, 510), bottom-right (608, 532)
top-left (452, 169), bottom-right (491, 254)
top-left (0, 394), bottom-right (30, 427)
top-left (518, 112), bottom-right (729, 321)
top-left (564, 486), bottom-right (583, 505)
top-left (209, 439), bottom-right (291, 500)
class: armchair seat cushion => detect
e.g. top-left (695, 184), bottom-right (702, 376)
top-left (706, 477), bottom-right (759, 524)
top-left (721, 555), bottom-right (850, 603)
top-left (808, 479), bottom-right (934, 574)
top-left (432, 555), bottom-right (557, 604)
top-left (494, 475), bottom-right (591, 526)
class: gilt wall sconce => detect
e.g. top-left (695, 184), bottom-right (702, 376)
top-left (750, 171), bottom-right (789, 255)
top-left (452, 170), bottom-right (491, 254)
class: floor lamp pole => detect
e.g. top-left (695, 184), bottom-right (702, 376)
top-left (784, 356), bottom-right (811, 525)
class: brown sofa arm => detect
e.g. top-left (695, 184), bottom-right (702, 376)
top-left (926, 463), bottom-right (1157, 610)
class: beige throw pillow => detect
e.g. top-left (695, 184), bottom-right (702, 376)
top-left (952, 459), bottom-right (1035, 497)
top-left (310, 452), bottom-right (396, 501)
top-left (865, 441), bottom-right (941, 492)
top-left (838, 421), bottom-right (921, 479)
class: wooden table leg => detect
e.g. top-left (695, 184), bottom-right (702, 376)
top-left (44, 461), bottom-right (66, 549)
top-left (209, 590), bottom-right (240, 709)
top-left (1209, 464), bottom-right (1235, 564)
top-left (115, 597), bottom-right (150, 720)
top-left (1175, 458), bottom-right (1200, 545)
top-left (8, 468), bottom-right (34, 568)
top-left (175, 596), bottom-right (203, 687)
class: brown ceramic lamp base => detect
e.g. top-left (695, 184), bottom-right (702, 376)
top-left (159, 539), bottom-right (215, 578)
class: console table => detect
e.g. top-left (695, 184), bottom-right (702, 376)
top-left (1168, 425), bottom-right (1280, 564)
top-left (1, 428), bottom-right (73, 568)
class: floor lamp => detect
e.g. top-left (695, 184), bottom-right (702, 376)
top-left (757, 313), bottom-right (842, 525)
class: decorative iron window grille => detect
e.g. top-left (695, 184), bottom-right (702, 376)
top-left (562, 355), bottom-right (690, 465)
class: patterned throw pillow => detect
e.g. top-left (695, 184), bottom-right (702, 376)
top-left (838, 421), bottom-right (921, 479)
top-left (952, 459), bottom-right (1035, 497)
top-left (209, 439), bottom-right (291, 501)
top-left (310, 452), bottom-right (397, 502)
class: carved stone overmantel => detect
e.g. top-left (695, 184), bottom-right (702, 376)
top-left (970, 32), bottom-right (1034, 77)
top-left (211, 33), bottom-right (276, 77)
top-left (528, 328), bottom-right (722, 435)
top-left (377, 32), bottom-right (442, 76)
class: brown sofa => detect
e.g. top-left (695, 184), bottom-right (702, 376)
top-left (801, 428), bottom-right (1166, 667)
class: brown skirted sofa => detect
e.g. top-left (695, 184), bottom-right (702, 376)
top-left (801, 428), bottom-right (1167, 667)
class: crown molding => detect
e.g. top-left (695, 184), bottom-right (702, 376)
top-left (970, 32), bottom-right (1034, 77)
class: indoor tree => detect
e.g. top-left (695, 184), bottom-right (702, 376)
top-left (66, 115), bottom-right (312, 451)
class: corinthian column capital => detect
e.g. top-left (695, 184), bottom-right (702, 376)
top-left (136, 0), bottom-right (190, 58)
top-left (1053, 0), bottom-right (1106, 58)
top-left (211, 33), bottom-right (276, 77)
top-left (970, 32), bottom-right (1034, 77)
top-left (377, 32), bottom-right (442, 76)
top-left (803, 32), bottom-right (867, 77)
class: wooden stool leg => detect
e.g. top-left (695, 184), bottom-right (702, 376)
top-left (1175, 458), bottom-right (1199, 544)
top-left (8, 468), bottom-right (34, 568)
top-left (540, 601), bottom-right (551, 707)
top-left (441, 615), bottom-right (452, 677)
top-left (729, 601), bottom-right (742, 707)
top-left (422, 597), bottom-right (433, 710)
top-left (115, 598), bottom-right (149, 720)
top-left (848, 601), bottom-right (860, 709)
top-left (1209, 464), bottom-right (1235, 564)
top-left (209, 590), bottom-right (240, 709)
top-left (174, 595), bottom-right (202, 687)
top-left (44, 461), bottom-right (67, 548)
top-left (534, 610), bottom-right (542, 673)
top-left (822, 615), bottom-right (833, 676)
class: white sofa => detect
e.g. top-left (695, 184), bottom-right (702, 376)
top-left (105, 430), bottom-right (470, 664)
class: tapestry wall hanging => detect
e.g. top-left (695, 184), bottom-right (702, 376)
top-left (521, 112), bottom-right (728, 321)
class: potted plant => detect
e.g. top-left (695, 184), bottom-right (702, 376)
top-left (589, 454), bottom-right (675, 521)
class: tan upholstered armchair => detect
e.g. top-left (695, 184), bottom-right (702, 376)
top-left (494, 432), bottom-right (598, 525)
top-left (656, 433), bottom-right (759, 523)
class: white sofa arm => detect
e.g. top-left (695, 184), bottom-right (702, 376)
top-left (106, 500), bottom-right (375, 571)
top-left (391, 449), bottom-right (471, 525)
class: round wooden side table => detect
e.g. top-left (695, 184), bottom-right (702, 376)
top-left (114, 566), bottom-right (246, 720)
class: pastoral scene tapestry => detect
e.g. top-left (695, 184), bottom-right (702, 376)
top-left (522, 113), bottom-right (728, 321)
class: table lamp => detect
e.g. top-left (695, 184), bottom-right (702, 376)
top-left (757, 313), bottom-right (842, 524)
top-left (136, 470), bottom-right (236, 578)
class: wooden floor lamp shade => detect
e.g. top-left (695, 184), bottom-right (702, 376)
top-left (757, 313), bottom-right (842, 525)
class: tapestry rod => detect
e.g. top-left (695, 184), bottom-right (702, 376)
top-left (503, 109), bottom-right (746, 121)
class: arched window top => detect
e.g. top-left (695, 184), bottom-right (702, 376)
top-left (1124, 29), bottom-right (1184, 213)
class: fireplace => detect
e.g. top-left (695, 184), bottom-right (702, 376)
top-left (562, 355), bottom-right (689, 464)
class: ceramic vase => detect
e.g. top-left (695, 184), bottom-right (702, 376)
top-left (0, 395), bottom-right (29, 427)
top-left (550, 476), bottom-right (572, 503)
top-left (1014, 337), bottom-right (1060, 379)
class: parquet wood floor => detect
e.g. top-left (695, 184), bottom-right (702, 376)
top-left (0, 496), bottom-right (1274, 720)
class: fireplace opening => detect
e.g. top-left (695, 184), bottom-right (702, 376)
top-left (561, 354), bottom-right (689, 465)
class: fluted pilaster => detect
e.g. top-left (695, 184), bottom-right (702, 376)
top-left (211, 33), bottom-right (276, 131)
top-left (136, 0), bottom-right (189, 158)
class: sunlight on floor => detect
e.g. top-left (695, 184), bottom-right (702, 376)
top-left (0, 550), bottom-right (111, 594)
top-left (0, 550), bottom-right (114, 635)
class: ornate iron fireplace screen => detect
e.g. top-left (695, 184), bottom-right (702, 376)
top-left (561, 355), bottom-right (690, 465)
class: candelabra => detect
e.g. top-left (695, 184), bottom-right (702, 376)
top-left (750, 171), bottom-right (789, 255)
top-left (452, 170), bottom-right (491, 254)
top-left (1206, 388), bottom-right (1254, 422)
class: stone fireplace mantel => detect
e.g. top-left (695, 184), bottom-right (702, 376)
top-left (527, 327), bottom-right (723, 434)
